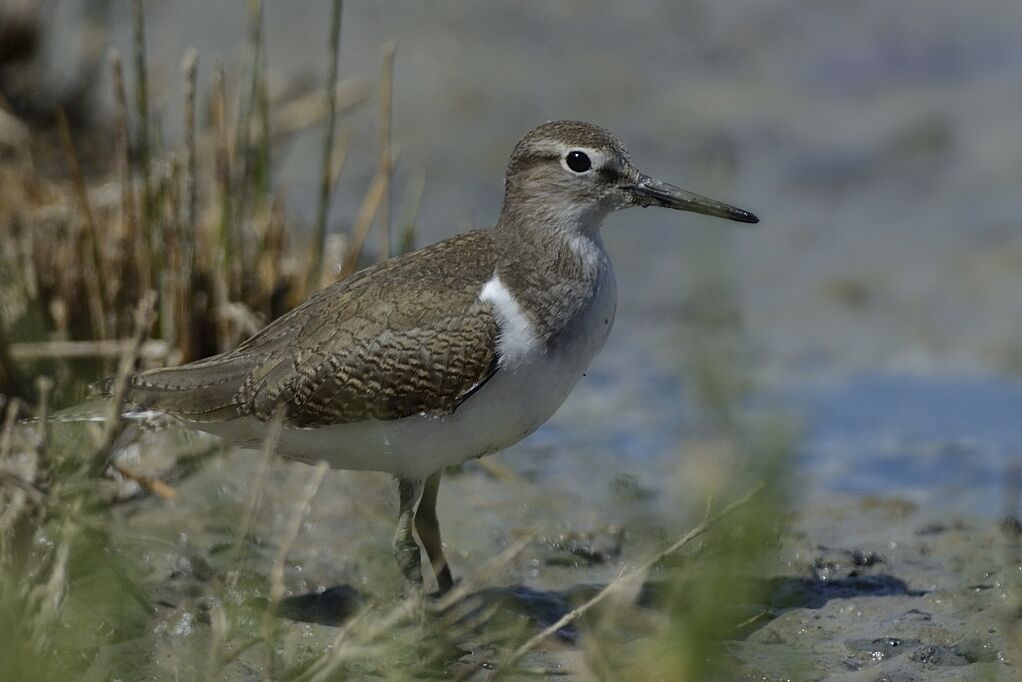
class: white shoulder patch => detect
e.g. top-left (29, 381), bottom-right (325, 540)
top-left (479, 272), bottom-right (539, 366)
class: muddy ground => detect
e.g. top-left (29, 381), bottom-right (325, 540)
top-left (68, 414), bottom-right (1016, 680)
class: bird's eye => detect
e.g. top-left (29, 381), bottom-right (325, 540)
top-left (565, 150), bottom-right (592, 173)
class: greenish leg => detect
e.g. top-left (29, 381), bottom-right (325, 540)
top-left (393, 478), bottom-right (424, 587)
top-left (414, 471), bottom-right (455, 594)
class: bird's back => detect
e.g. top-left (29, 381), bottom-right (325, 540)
top-left (121, 229), bottom-right (503, 426)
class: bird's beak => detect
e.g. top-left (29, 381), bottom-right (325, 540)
top-left (627, 173), bottom-right (759, 224)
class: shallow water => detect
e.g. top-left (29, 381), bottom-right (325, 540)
top-left (787, 373), bottom-right (1022, 518)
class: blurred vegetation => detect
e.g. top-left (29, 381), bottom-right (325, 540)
top-left (0, 2), bottom-right (793, 680)
top-left (0, 0), bottom-right (380, 410)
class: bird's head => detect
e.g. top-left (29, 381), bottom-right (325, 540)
top-left (501, 120), bottom-right (758, 234)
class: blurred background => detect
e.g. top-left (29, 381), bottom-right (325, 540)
top-left (2, 1), bottom-right (1021, 679)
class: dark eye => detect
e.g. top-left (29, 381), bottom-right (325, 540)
top-left (565, 150), bottom-right (592, 173)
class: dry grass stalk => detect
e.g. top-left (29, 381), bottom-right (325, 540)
top-left (226, 411), bottom-right (284, 590)
top-left (261, 460), bottom-right (329, 681)
top-left (0, 379), bottom-right (52, 552)
top-left (7, 339), bottom-right (169, 361)
top-left (180, 48), bottom-right (199, 357)
top-left (471, 455), bottom-right (525, 483)
top-left (255, 40), bottom-right (271, 202)
top-left (397, 170), bottom-right (425, 255)
top-left (496, 482), bottom-right (766, 675)
top-left (726, 608), bottom-right (771, 636)
top-left (259, 197), bottom-right (288, 306)
top-left (25, 523), bottom-right (71, 650)
top-left (112, 461), bottom-right (177, 500)
top-left (110, 49), bottom-right (143, 298)
top-left (287, 533), bottom-right (539, 682)
top-left (0, 386), bottom-right (44, 567)
top-left (271, 80), bottom-right (367, 141)
top-left (269, 80), bottom-right (369, 141)
top-left (328, 124), bottom-right (355, 202)
top-left (207, 601), bottom-right (231, 679)
top-left (14, 226), bottom-right (38, 304)
top-left (182, 49), bottom-right (199, 238)
top-left (279, 485), bottom-right (532, 681)
top-left (435, 532), bottom-right (537, 613)
top-left (307, 124), bottom-right (355, 292)
top-left (212, 63), bottom-right (236, 349)
top-left (310, 0), bottom-right (345, 290)
top-left (293, 594), bottom-right (423, 682)
top-left (306, 0), bottom-right (343, 290)
top-left (88, 291), bottom-right (156, 476)
top-left (378, 40), bottom-right (396, 261)
top-left (337, 153), bottom-right (398, 280)
top-left (0, 397), bottom-right (19, 459)
top-left (31, 376), bottom-right (52, 453)
top-left (234, 0), bottom-right (266, 270)
top-left (55, 107), bottom-right (108, 342)
top-left (161, 154), bottom-right (182, 347)
top-left (132, 0), bottom-right (153, 238)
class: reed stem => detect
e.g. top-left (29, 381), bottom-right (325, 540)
top-left (55, 108), bottom-right (108, 342)
top-left (132, 0), bottom-right (154, 246)
top-left (309, 0), bottom-right (344, 291)
top-left (378, 41), bottom-right (396, 261)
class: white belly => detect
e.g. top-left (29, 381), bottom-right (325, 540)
top-left (192, 262), bottom-right (617, 480)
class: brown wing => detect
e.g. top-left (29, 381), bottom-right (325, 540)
top-left (125, 230), bottom-right (502, 425)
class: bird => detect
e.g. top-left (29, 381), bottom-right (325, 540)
top-left (108, 120), bottom-right (758, 594)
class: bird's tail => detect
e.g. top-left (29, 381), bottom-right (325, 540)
top-left (48, 398), bottom-right (112, 423)
top-left (47, 398), bottom-right (169, 425)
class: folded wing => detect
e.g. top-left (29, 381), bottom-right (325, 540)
top-left (122, 230), bottom-right (501, 426)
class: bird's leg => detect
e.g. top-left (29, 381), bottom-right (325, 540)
top-left (414, 470), bottom-right (454, 594)
top-left (393, 478), bottom-right (425, 587)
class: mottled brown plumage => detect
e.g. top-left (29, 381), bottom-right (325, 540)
top-left (126, 230), bottom-right (503, 426)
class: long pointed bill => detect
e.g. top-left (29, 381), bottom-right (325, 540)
top-left (628, 174), bottom-right (759, 224)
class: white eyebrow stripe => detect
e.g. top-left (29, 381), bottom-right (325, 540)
top-left (550, 143), bottom-right (610, 170)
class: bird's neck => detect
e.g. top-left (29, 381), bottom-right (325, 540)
top-left (491, 201), bottom-right (612, 345)
top-left (498, 188), bottom-right (608, 240)
top-left (493, 202), bottom-right (608, 278)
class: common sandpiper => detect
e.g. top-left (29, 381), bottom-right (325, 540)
top-left (114, 120), bottom-right (758, 593)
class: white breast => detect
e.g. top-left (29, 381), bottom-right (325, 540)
top-left (193, 245), bottom-right (617, 480)
top-left (479, 272), bottom-right (540, 366)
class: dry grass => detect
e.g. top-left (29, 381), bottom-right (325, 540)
top-left (0, 0), bottom-right (377, 408)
